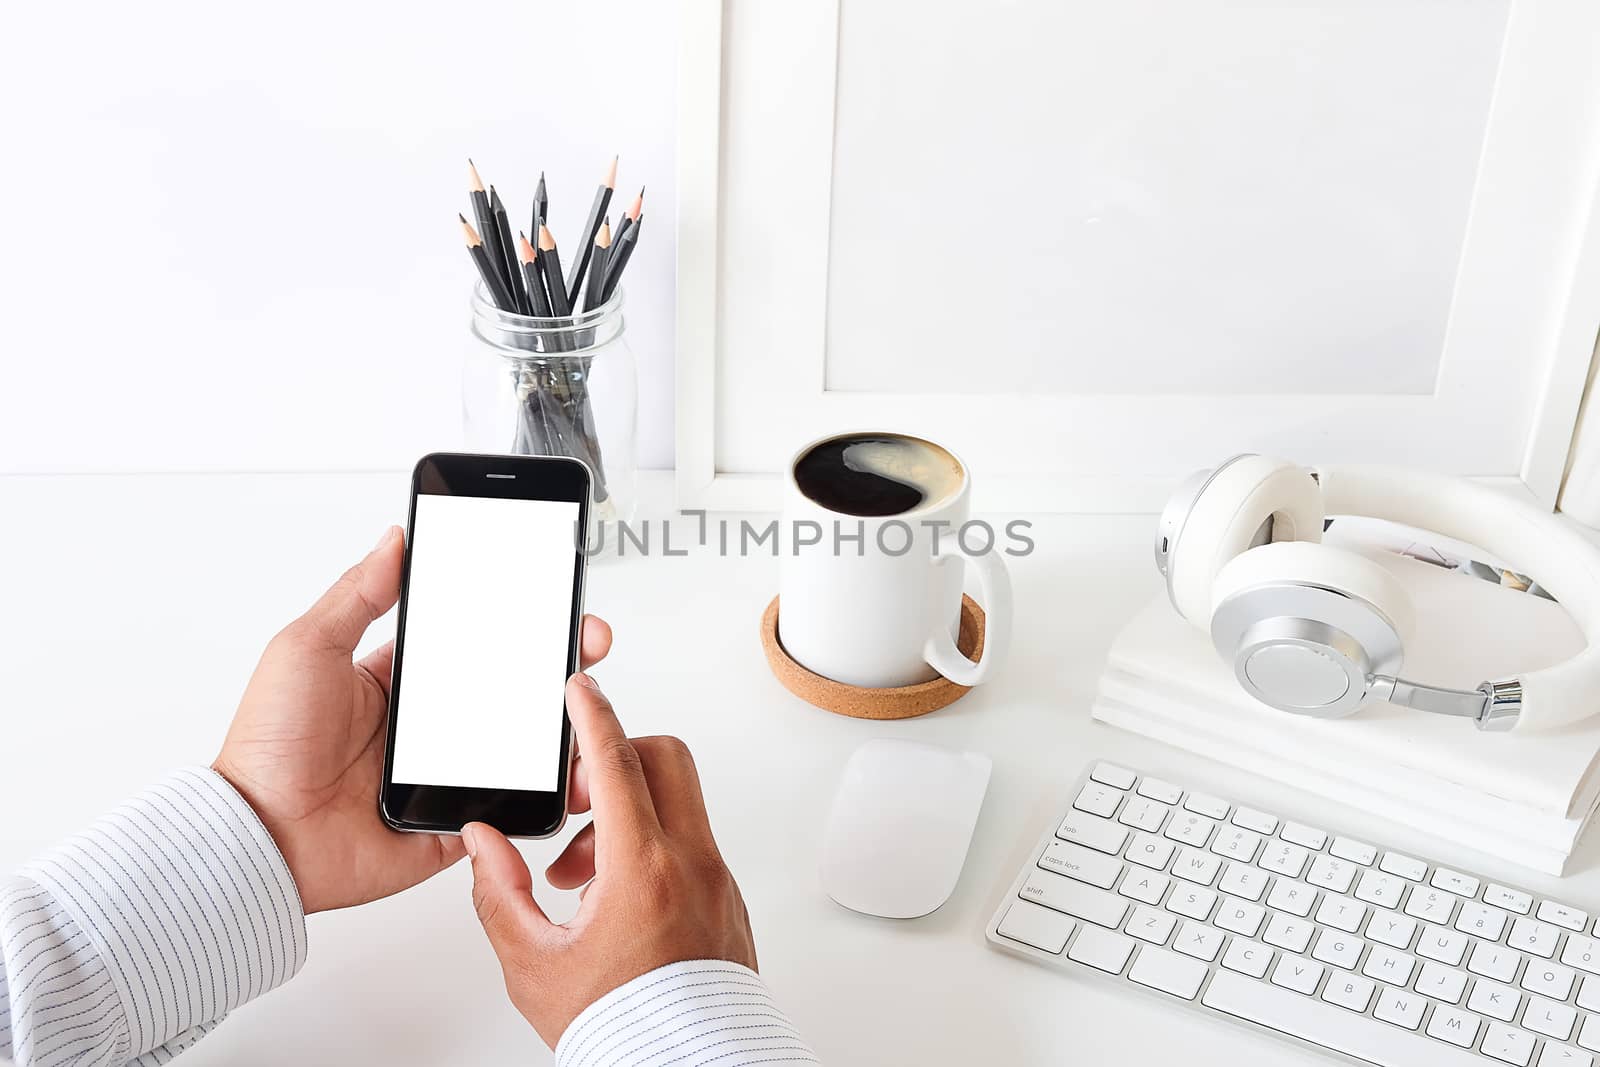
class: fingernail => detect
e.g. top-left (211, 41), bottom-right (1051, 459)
top-left (573, 672), bottom-right (600, 690)
top-left (461, 823), bottom-right (480, 859)
top-left (374, 526), bottom-right (397, 551)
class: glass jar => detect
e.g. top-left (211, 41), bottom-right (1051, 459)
top-left (462, 284), bottom-right (637, 525)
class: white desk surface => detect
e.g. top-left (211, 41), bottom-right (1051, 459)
top-left (6, 471), bottom-right (1600, 1066)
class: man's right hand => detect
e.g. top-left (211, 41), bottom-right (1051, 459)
top-left (463, 672), bottom-right (758, 1049)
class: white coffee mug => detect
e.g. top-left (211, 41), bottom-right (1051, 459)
top-left (778, 432), bottom-right (1013, 689)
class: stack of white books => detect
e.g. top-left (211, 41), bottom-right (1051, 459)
top-left (1091, 540), bottom-right (1600, 875)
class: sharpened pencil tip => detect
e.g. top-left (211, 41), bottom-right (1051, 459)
top-left (597, 220), bottom-right (612, 247)
top-left (467, 160), bottom-right (485, 192)
top-left (538, 223), bottom-right (556, 251)
top-left (604, 156), bottom-right (618, 188)
top-left (517, 233), bottom-right (536, 262)
top-left (460, 215), bottom-right (482, 245)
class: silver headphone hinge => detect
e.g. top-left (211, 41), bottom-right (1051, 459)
top-left (1475, 678), bottom-right (1523, 732)
top-left (1369, 674), bottom-right (1520, 729)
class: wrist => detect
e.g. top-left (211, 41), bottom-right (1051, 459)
top-left (210, 758), bottom-right (323, 914)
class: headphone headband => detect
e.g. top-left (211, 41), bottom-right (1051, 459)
top-left (1316, 464), bottom-right (1600, 730)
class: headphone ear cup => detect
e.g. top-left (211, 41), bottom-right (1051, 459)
top-left (1166, 456), bottom-right (1324, 626)
top-left (1210, 542), bottom-right (1414, 716)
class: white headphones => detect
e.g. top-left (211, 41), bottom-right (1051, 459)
top-left (1154, 455), bottom-right (1600, 732)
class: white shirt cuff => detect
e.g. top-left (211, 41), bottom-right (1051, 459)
top-left (554, 959), bottom-right (818, 1067)
top-left (15, 766), bottom-right (308, 1058)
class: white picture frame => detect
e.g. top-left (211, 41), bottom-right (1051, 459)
top-left (676, 0), bottom-right (1600, 513)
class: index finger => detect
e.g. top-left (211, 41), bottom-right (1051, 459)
top-left (565, 673), bottom-right (660, 846)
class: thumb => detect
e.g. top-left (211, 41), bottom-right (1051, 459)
top-left (463, 823), bottom-right (555, 956)
top-left (294, 526), bottom-right (404, 654)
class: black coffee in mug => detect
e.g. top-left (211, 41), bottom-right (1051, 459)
top-left (792, 433), bottom-right (966, 517)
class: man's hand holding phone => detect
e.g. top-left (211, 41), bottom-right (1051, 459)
top-left (465, 673), bottom-right (758, 1048)
top-left (211, 526), bottom-right (614, 914)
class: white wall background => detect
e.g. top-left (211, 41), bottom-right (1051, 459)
top-left (0, 0), bottom-right (678, 473)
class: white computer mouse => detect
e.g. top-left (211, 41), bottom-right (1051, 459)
top-left (819, 738), bottom-right (992, 919)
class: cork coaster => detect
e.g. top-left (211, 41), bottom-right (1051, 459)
top-left (760, 595), bottom-right (987, 719)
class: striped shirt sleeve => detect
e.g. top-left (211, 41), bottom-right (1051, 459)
top-left (554, 960), bottom-right (819, 1067)
top-left (1, 766), bottom-right (308, 1066)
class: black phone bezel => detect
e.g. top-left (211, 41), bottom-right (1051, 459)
top-left (379, 452), bottom-right (591, 838)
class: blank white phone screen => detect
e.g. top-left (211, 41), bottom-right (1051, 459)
top-left (390, 493), bottom-right (580, 792)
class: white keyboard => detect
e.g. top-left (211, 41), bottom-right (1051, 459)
top-left (986, 761), bottom-right (1600, 1066)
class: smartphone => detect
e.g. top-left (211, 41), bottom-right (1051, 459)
top-left (380, 452), bottom-right (591, 838)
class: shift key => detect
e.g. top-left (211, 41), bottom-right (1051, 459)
top-left (1039, 840), bottom-right (1124, 889)
top-left (1021, 868), bottom-right (1130, 929)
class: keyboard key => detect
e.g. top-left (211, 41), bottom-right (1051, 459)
top-left (1510, 917), bottom-right (1561, 959)
top-left (1524, 961), bottom-right (1577, 1000)
top-left (1330, 837), bottom-right (1377, 865)
top-left (1379, 852), bottom-right (1427, 881)
top-left (1126, 905), bottom-right (1176, 945)
top-left (1525, 996), bottom-right (1579, 1041)
top-left (1372, 984), bottom-right (1426, 1030)
top-left (1204, 970), bottom-right (1487, 1065)
top-left (1137, 777), bottom-right (1183, 804)
top-left (1055, 811), bottom-right (1128, 855)
top-left (1266, 878), bottom-right (1317, 918)
top-left (1261, 841), bottom-right (1311, 879)
top-left (1306, 855), bottom-right (1355, 894)
top-left (1321, 971), bottom-right (1376, 1012)
top-left (1038, 840), bottom-right (1123, 890)
top-left (1269, 953), bottom-right (1324, 996)
top-left (1469, 942), bottom-right (1524, 984)
top-left (1221, 937), bottom-right (1272, 979)
top-left (1173, 921), bottom-right (1225, 962)
top-left (1281, 822), bottom-right (1327, 850)
top-left (1354, 869), bottom-right (1405, 909)
top-left (1565, 935), bottom-right (1600, 975)
top-left (1171, 846), bottom-right (1221, 886)
top-left (1481, 1022), bottom-right (1536, 1065)
top-left (1073, 782), bottom-right (1122, 818)
top-left (1417, 925), bottom-right (1470, 967)
top-left (1403, 887), bottom-right (1458, 926)
top-left (1430, 868), bottom-right (1480, 898)
top-left (1231, 806), bottom-right (1278, 835)
top-left (1209, 826), bottom-right (1261, 863)
top-left (997, 901), bottom-right (1074, 953)
top-left (1454, 901), bottom-right (1509, 941)
top-left (1367, 912), bottom-right (1418, 950)
top-left (1020, 869), bottom-right (1129, 929)
top-left (1067, 925), bottom-right (1135, 974)
top-left (1117, 797), bottom-right (1170, 833)
top-left (1362, 948), bottom-right (1417, 988)
top-left (1126, 833), bottom-right (1175, 870)
top-left (1169, 884), bottom-right (1217, 921)
top-left (1582, 1012), bottom-right (1600, 1051)
top-left (1129, 946), bottom-right (1208, 999)
top-left (1089, 762), bottom-right (1136, 789)
top-left (1426, 1004), bottom-right (1481, 1048)
top-left (1487, 883), bottom-right (1534, 914)
top-left (1314, 894), bottom-right (1368, 934)
top-left (1218, 862), bottom-right (1270, 903)
top-left (1469, 979), bottom-right (1522, 1021)
top-left (1310, 928), bottom-right (1363, 970)
top-left (1414, 961), bottom-right (1468, 1004)
top-left (1580, 975), bottom-right (1600, 1012)
top-left (1263, 913), bottom-right (1314, 954)
top-left (1117, 869), bottom-right (1169, 906)
top-left (1183, 792), bottom-right (1229, 819)
top-left (1216, 897), bottom-right (1266, 938)
top-left (1164, 812), bottom-right (1217, 847)
top-left (1540, 900), bottom-right (1590, 932)
top-left (1539, 1045), bottom-right (1593, 1067)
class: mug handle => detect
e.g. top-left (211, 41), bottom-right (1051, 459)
top-left (922, 542), bottom-right (1013, 687)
